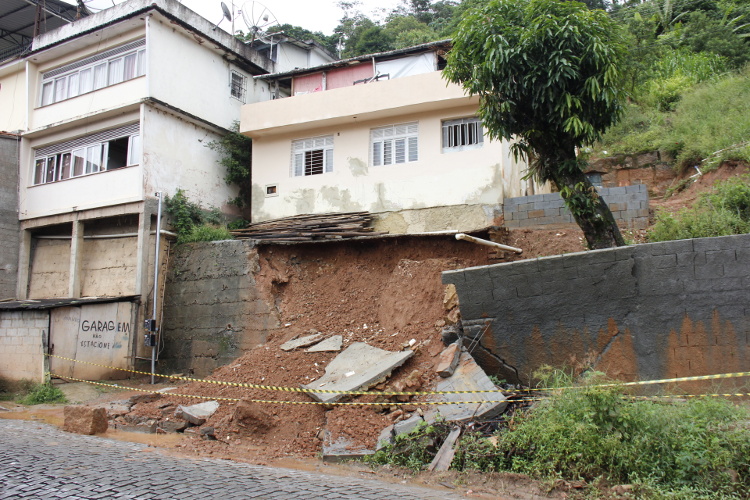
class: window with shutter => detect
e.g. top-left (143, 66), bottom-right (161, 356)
top-left (370, 122), bottom-right (418, 166)
top-left (290, 136), bottom-right (334, 177)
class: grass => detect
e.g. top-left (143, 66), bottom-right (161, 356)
top-left (15, 382), bottom-right (67, 405)
top-left (367, 369), bottom-right (750, 498)
top-left (177, 224), bottom-right (233, 244)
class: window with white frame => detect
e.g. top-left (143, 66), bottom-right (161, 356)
top-left (442, 116), bottom-right (484, 152)
top-left (32, 124), bottom-right (141, 186)
top-left (230, 71), bottom-right (247, 103)
top-left (291, 136), bottom-right (333, 177)
top-left (40, 39), bottom-right (146, 107)
top-left (371, 122), bottom-right (418, 166)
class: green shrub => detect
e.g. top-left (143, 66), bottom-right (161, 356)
top-left (649, 174), bottom-right (750, 241)
top-left (18, 383), bottom-right (67, 405)
top-left (177, 224), bottom-right (233, 245)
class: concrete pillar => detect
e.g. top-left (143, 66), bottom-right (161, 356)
top-left (68, 219), bottom-right (83, 298)
top-left (16, 229), bottom-right (31, 300)
top-left (135, 206), bottom-right (152, 299)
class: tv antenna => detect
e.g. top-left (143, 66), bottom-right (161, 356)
top-left (212, 1), bottom-right (233, 31)
top-left (240, 1), bottom-right (280, 44)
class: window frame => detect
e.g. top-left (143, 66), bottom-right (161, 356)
top-left (441, 116), bottom-right (484, 153)
top-left (290, 135), bottom-right (334, 177)
top-left (370, 122), bottom-right (419, 167)
top-left (32, 132), bottom-right (141, 186)
top-left (39, 40), bottom-right (146, 107)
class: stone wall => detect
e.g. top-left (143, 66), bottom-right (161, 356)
top-left (0, 135), bottom-right (19, 299)
top-left (503, 184), bottom-right (649, 229)
top-left (442, 234), bottom-right (750, 391)
top-left (160, 240), bottom-right (279, 376)
top-left (0, 310), bottom-right (47, 383)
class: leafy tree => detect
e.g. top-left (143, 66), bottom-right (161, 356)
top-left (383, 16), bottom-right (439, 49)
top-left (445, 0), bottom-right (627, 248)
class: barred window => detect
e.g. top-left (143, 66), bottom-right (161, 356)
top-left (442, 117), bottom-right (484, 152)
top-left (291, 136), bottom-right (334, 177)
top-left (230, 71), bottom-right (247, 103)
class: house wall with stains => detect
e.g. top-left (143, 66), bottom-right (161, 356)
top-left (443, 234), bottom-right (750, 392)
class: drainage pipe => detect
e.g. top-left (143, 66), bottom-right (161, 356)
top-left (455, 233), bottom-right (523, 254)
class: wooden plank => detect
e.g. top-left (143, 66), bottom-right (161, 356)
top-left (428, 427), bottom-right (462, 472)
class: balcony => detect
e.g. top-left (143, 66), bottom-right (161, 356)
top-left (241, 71), bottom-right (478, 138)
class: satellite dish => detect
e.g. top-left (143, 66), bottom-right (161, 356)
top-left (212, 1), bottom-right (233, 31)
top-left (221, 2), bottom-right (232, 22)
top-left (240, 1), bottom-right (279, 44)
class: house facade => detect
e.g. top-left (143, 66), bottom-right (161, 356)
top-left (240, 41), bottom-right (549, 233)
top-left (0, 0), bottom-right (336, 381)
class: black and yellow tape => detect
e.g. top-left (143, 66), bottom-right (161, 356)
top-left (50, 374), bottom-right (534, 406)
top-left (46, 353), bottom-right (750, 397)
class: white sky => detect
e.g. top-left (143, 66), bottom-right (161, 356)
top-left (62, 0), bottom-right (404, 36)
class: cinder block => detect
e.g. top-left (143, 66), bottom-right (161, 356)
top-left (528, 209), bottom-right (545, 218)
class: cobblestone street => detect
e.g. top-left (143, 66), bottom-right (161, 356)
top-left (0, 419), bottom-right (468, 499)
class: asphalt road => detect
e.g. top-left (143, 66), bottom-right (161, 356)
top-left (0, 418), bottom-right (469, 499)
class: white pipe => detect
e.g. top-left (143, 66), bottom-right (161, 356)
top-left (151, 192), bottom-right (163, 384)
top-left (455, 233), bottom-right (523, 254)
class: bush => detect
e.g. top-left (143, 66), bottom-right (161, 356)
top-left (177, 224), bottom-right (233, 245)
top-left (165, 189), bottom-right (234, 245)
top-left (649, 174), bottom-right (750, 241)
top-left (18, 383), bottom-right (67, 405)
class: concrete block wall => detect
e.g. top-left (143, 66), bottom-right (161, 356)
top-left (0, 135), bottom-right (19, 299)
top-left (503, 184), bottom-right (649, 229)
top-left (160, 240), bottom-right (279, 376)
top-left (443, 234), bottom-right (750, 391)
top-left (0, 310), bottom-right (47, 383)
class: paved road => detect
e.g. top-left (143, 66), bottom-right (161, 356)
top-left (0, 419), bottom-right (468, 499)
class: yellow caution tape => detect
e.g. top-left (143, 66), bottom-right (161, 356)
top-left (46, 354), bottom-right (750, 396)
top-left (50, 374), bottom-right (534, 405)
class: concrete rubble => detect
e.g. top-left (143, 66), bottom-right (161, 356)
top-left (307, 335), bottom-right (343, 352)
top-left (175, 400), bottom-right (220, 426)
top-left (303, 342), bottom-right (414, 404)
top-left (280, 332), bottom-right (324, 351)
top-left (435, 340), bottom-right (461, 378)
top-left (377, 350), bottom-right (507, 449)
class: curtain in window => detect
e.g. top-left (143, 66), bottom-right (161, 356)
top-left (93, 63), bottom-right (107, 90)
top-left (123, 53), bottom-right (137, 81)
top-left (54, 77), bottom-right (67, 103)
top-left (108, 59), bottom-right (124, 85)
top-left (67, 73), bottom-right (80, 99)
top-left (41, 82), bottom-right (53, 106)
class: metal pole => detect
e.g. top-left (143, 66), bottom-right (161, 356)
top-left (455, 233), bottom-right (523, 254)
top-left (151, 192), bottom-right (163, 384)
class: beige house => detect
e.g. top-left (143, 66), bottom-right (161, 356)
top-left (241, 41), bottom-right (549, 233)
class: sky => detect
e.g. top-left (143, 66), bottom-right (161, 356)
top-left (62, 0), bottom-right (404, 36)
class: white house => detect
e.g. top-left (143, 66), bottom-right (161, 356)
top-left (240, 41), bottom-right (550, 234)
top-left (0, 0), bottom-right (335, 381)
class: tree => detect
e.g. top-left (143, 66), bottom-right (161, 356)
top-left (444, 0), bottom-right (627, 249)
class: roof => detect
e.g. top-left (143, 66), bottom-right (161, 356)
top-left (0, 0), bottom-right (89, 63)
top-left (0, 295), bottom-right (139, 311)
top-left (255, 39), bottom-right (452, 81)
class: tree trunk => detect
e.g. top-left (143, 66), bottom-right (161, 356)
top-left (550, 166), bottom-right (625, 249)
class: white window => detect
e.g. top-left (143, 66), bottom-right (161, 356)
top-left (32, 124), bottom-right (141, 186)
top-left (230, 71), bottom-right (247, 103)
top-left (291, 136), bottom-right (333, 177)
top-left (371, 122), bottom-right (418, 166)
top-left (442, 116), bottom-right (484, 152)
top-left (39, 39), bottom-right (146, 106)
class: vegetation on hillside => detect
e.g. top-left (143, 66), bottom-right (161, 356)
top-left (369, 369), bottom-right (750, 498)
top-left (164, 189), bottom-right (234, 245)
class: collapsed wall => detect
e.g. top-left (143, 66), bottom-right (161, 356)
top-left (442, 234), bottom-right (750, 391)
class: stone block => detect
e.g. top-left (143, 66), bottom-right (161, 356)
top-left (175, 401), bottom-right (219, 426)
top-left (63, 406), bottom-right (108, 435)
top-left (435, 342), bottom-right (461, 378)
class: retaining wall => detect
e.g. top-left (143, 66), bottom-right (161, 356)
top-left (442, 234), bottom-right (750, 390)
top-left (503, 184), bottom-right (649, 229)
top-left (0, 310), bottom-right (47, 383)
top-left (160, 240), bottom-right (279, 376)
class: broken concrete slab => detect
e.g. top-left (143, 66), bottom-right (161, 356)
top-left (432, 351), bottom-right (507, 422)
top-left (377, 351), bottom-right (507, 448)
top-left (307, 335), bottom-right (343, 352)
top-left (102, 400), bottom-right (132, 417)
top-left (158, 419), bottom-right (189, 433)
top-left (302, 342), bottom-right (414, 403)
top-left (63, 406), bottom-right (108, 435)
top-left (321, 431), bottom-right (376, 463)
top-left (435, 341), bottom-right (461, 378)
top-left (280, 333), bottom-right (324, 351)
top-left (175, 401), bottom-right (220, 426)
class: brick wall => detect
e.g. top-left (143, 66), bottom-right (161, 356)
top-left (442, 234), bottom-right (750, 392)
top-left (503, 184), bottom-right (649, 229)
top-left (0, 310), bottom-right (47, 383)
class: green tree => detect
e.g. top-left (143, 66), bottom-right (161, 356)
top-left (445, 0), bottom-right (627, 248)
